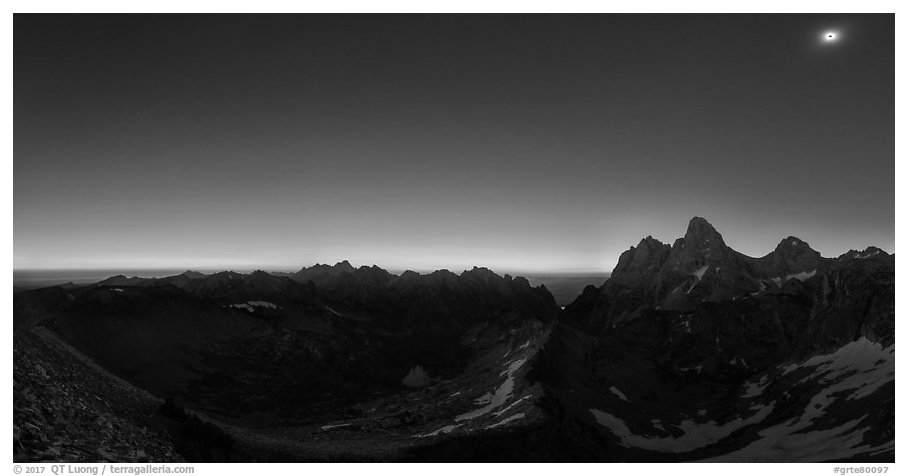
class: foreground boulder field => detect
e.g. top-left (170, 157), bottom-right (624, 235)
top-left (13, 218), bottom-right (894, 462)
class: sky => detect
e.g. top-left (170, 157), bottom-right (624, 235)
top-left (14, 14), bottom-right (895, 274)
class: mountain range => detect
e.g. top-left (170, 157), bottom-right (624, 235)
top-left (13, 217), bottom-right (894, 462)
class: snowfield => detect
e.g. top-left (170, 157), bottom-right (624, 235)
top-left (691, 266), bottom-right (709, 280)
top-left (590, 338), bottom-right (893, 459)
top-left (784, 269), bottom-right (816, 282)
top-left (456, 358), bottom-right (526, 421)
top-left (589, 404), bottom-right (774, 453)
top-left (767, 269), bottom-right (817, 288)
top-left (708, 338), bottom-right (895, 461)
top-left (228, 301), bottom-right (280, 312)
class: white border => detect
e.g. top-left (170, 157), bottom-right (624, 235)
top-left (4, 3), bottom-right (903, 475)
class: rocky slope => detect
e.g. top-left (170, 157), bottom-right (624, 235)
top-left (547, 217), bottom-right (894, 461)
top-left (16, 265), bottom-right (559, 442)
top-left (14, 328), bottom-right (182, 462)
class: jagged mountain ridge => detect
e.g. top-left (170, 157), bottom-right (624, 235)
top-left (95, 264), bottom-right (559, 327)
top-left (13, 216), bottom-right (894, 462)
top-left (15, 263), bottom-right (562, 461)
top-left (545, 217), bottom-right (893, 462)
top-left (568, 217), bottom-right (892, 334)
top-left (17, 264), bottom-right (559, 429)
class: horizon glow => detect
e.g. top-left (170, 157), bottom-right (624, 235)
top-left (13, 215), bottom-right (892, 276)
top-left (14, 15), bottom-right (894, 275)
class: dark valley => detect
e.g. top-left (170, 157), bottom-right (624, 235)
top-left (12, 217), bottom-right (894, 463)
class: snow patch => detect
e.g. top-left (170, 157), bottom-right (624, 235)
top-left (492, 395), bottom-right (533, 418)
top-left (473, 392), bottom-right (493, 405)
top-left (691, 265), bottom-right (709, 281)
top-left (417, 424), bottom-right (461, 438)
top-left (486, 413), bottom-right (526, 429)
top-left (320, 423), bottom-right (352, 431)
top-left (112, 288), bottom-right (124, 292)
top-left (721, 338), bottom-right (895, 461)
top-left (781, 337), bottom-right (893, 378)
top-left (766, 270), bottom-right (817, 289)
top-left (676, 364), bottom-right (704, 374)
top-left (702, 417), bottom-right (890, 462)
top-left (784, 269), bottom-right (816, 282)
top-left (743, 375), bottom-right (769, 398)
top-left (229, 301), bottom-right (280, 312)
top-left (456, 359), bottom-right (526, 421)
top-left (609, 386), bottom-right (630, 402)
top-left (590, 404), bottom-right (774, 453)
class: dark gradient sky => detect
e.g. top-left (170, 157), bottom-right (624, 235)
top-left (14, 14), bottom-right (894, 273)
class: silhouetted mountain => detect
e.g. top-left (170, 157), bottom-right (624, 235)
top-left (547, 217), bottom-right (893, 461)
top-left (288, 263), bottom-right (559, 333)
top-left (97, 274), bottom-right (147, 287)
top-left (753, 236), bottom-right (823, 278)
top-left (15, 265), bottom-right (558, 446)
top-left (181, 270), bottom-right (207, 279)
top-left (566, 217), bottom-right (892, 335)
top-left (291, 260), bottom-right (356, 286)
top-left (13, 219), bottom-right (893, 462)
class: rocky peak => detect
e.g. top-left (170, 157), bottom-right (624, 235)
top-left (351, 265), bottom-right (393, 284)
top-left (664, 217), bottom-right (734, 273)
top-left (296, 260), bottom-right (355, 275)
top-left (776, 236), bottom-right (804, 249)
top-left (774, 236), bottom-right (818, 255)
top-left (611, 236), bottom-right (670, 277)
top-left (511, 275), bottom-right (532, 289)
top-left (292, 260), bottom-right (357, 286)
top-left (180, 270), bottom-right (206, 280)
top-left (461, 266), bottom-right (500, 285)
top-left (426, 269), bottom-right (457, 284)
top-left (682, 216), bottom-right (727, 251)
top-left (399, 270), bottom-right (420, 279)
top-left (334, 260), bottom-right (355, 273)
top-left (836, 247), bottom-right (890, 262)
top-left (466, 266), bottom-right (496, 275)
top-left (766, 236), bottom-right (821, 271)
top-left (97, 275), bottom-right (145, 287)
